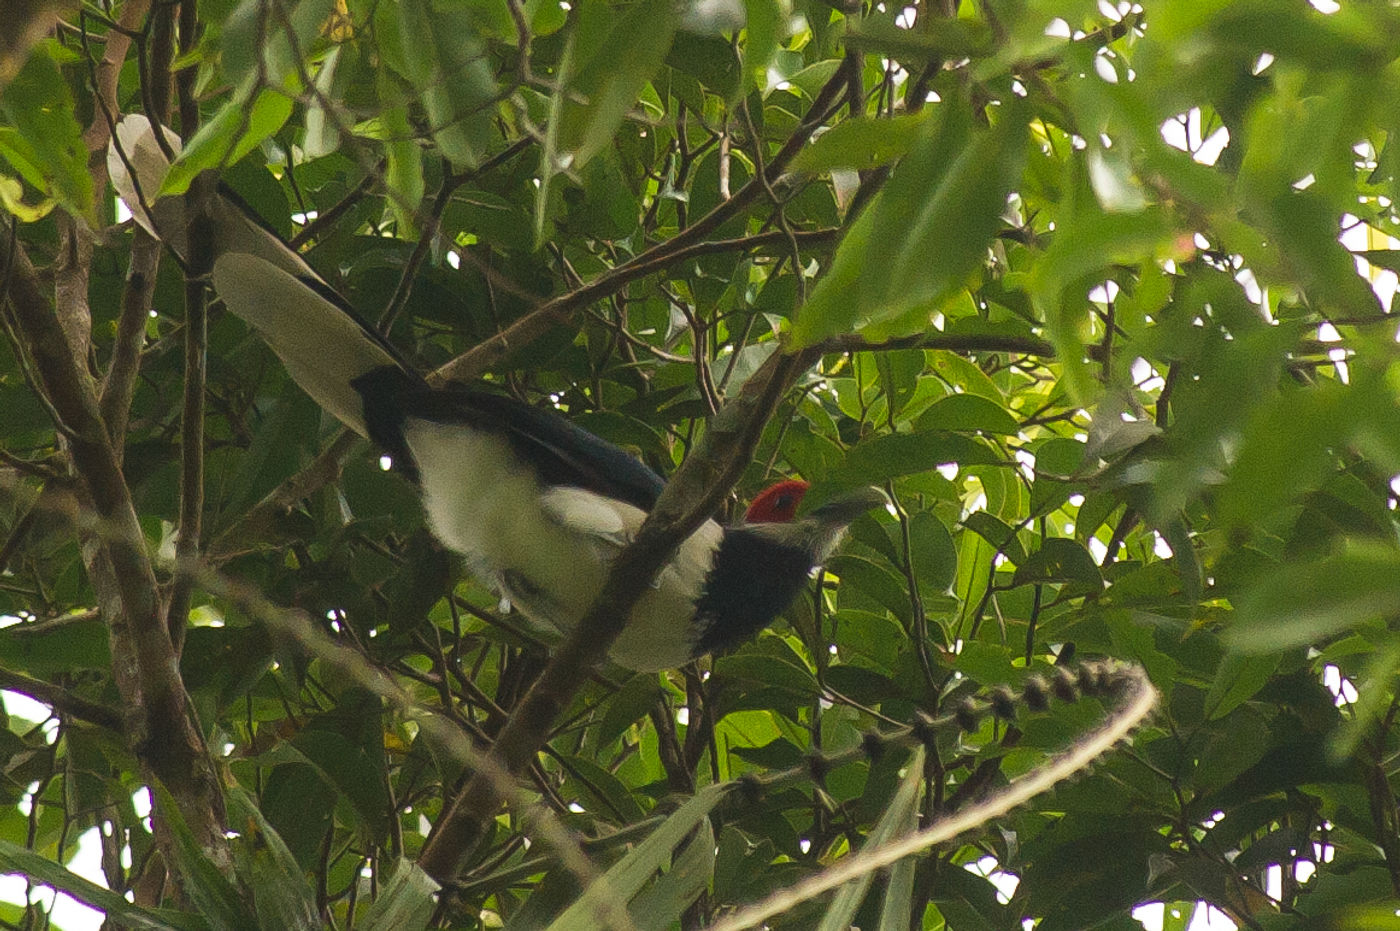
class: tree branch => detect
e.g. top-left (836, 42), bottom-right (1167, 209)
top-left (0, 667), bottom-right (123, 731)
top-left (432, 65), bottom-right (851, 385)
top-left (0, 222), bottom-right (228, 863)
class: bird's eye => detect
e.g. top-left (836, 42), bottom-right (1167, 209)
top-left (777, 494), bottom-right (794, 509)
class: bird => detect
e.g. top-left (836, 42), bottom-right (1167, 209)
top-left (110, 115), bottom-right (885, 671)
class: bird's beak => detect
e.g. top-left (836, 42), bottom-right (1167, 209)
top-left (807, 486), bottom-right (889, 525)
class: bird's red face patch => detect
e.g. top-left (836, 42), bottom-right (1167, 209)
top-left (745, 479), bottom-right (810, 523)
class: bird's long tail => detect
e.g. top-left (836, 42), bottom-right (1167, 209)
top-left (107, 113), bottom-right (321, 282)
top-left (108, 114), bottom-right (405, 436)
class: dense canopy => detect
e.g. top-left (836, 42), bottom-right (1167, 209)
top-left (2, 0), bottom-right (1400, 928)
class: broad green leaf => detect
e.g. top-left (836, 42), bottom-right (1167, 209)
top-left (1012, 538), bottom-right (1103, 592)
top-left (0, 42), bottom-right (93, 220)
top-left (161, 84), bottom-right (295, 196)
top-left (394, 0), bottom-right (498, 168)
top-left (625, 819), bottom-right (716, 931)
top-left (796, 99), bottom-right (1030, 345)
top-left (1226, 541), bottom-right (1400, 652)
top-left (833, 430), bottom-right (1002, 485)
top-left (1203, 652), bottom-right (1282, 720)
top-left (962, 512), bottom-right (1027, 565)
top-left (909, 510), bottom-right (958, 593)
top-left (915, 394), bottom-right (1020, 436)
top-left (553, 0), bottom-right (677, 169)
top-left (742, 0), bottom-right (784, 95)
top-left (545, 784), bottom-right (731, 931)
top-left (226, 787), bottom-right (321, 931)
top-left (0, 837), bottom-right (205, 930)
top-left (153, 784), bottom-right (257, 931)
top-left (0, 614), bottom-right (110, 674)
top-left (360, 859), bottom-right (439, 931)
top-left (819, 747), bottom-right (924, 931)
top-left (222, 0), bottom-right (333, 87)
top-left (790, 114), bottom-right (929, 174)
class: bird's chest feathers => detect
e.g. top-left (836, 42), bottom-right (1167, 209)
top-left (401, 419), bottom-right (722, 669)
top-left (404, 420), bottom-right (546, 570)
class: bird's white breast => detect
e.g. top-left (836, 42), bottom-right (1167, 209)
top-left (403, 419), bottom-right (722, 670)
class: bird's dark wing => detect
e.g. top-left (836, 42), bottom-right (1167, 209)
top-left (351, 367), bottom-right (666, 512)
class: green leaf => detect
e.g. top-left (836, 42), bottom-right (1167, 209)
top-left (1203, 652), bottom-right (1282, 720)
top-left (1012, 538), bottom-right (1103, 592)
top-left (794, 97), bottom-right (1029, 346)
top-left (713, 653), bottom-right (818, 697)
top-left (625, 819), bottom-right (716, 931)
top-left (0, 615), bottom-right (111, 674)
top-left (741, 0), bottom-right (783, 95)
top-left (553, 0), bottom-right (677, 169)
top-left (545, 784), bottom-right (730, 931)
top-left (833, 431), bottom-right (1002, 485)
top-left (915, 394), bottom-right (1021, 436)
top-left (0, 836), bottom-right (206, 930)
top-left (561, 754), bottom-right (647, 823)
top-left (0, 42), bottom-right (93, 220)
top-left (819, 747), bottom-right (924, 931)
top-left (962, 512), bottom-right (1027, 565)
top-left (226, 787), bottom-right (321, 931)
top-left (790, 114), bottom-right (929, 174)
top-left (909, 510), bottom-right (958, 593)
top-left (161, 84), bottom-right (295, 196)
top-left (1226, 541), bottom-right (1400, 653)
top-left (394, 0), bottom-right (498, 168)
top-left (359, 859), bottom-right (439, 931)
top-left (153, 784), bottom-right (257, 931)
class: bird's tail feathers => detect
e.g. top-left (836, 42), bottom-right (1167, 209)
top-left (211, 253), bottom-right (408, 437)
top-left (107, 114), bottom-right (318, 282)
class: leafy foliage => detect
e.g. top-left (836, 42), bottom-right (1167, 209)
top-left (1, 0), bottom-right (1400, 928)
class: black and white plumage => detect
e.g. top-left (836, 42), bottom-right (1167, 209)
top-left (111, 115), bottom-right (884, 671)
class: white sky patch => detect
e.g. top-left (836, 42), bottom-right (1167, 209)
top-left (1323, 663), bottom-right (1358, 706)
top-left (676, 706), bottom-right (690, 726)
top-left (1134, 901), bottom-right (1238, 931)
top-left (881, 58), bottom-right (909, 85)
top-left (1235, 266), bottom-right (1266, 310)
top-left (114, 196), bottom-right (132, 224)
top-left (1160, 109), bottom-right (1230, 166)
top-left (0, 828), bottom-right (106, 931)
top-left (965, 855), bottom-right (1019, 904)
top-left (446, 250), bottom-right (461, 270)
top-left (2, 691), bottom-right (51, 729)
top-left (1044, 17), bottom-right (1071, 38)
top-left (1252, 52), bottom-right (1275, 75)
top-left (1152, 533), bottom-right (1174, 559)
top-left (1339, 214), bottom-right (1400, 311)
top-left (1087, 536), bottom-right (1108, 564)
top-left (1317, 321), bottom-right (1351, 383)
top-left (1089, 280), bottom-right (1121, 305)
top-left (1094, 53), bottom-right (1118, 83)
top-left (1015, 449), bottom-right (1037, 481)
top-left (1309, 0), bottom-right (1340, 12)
top-left (895, 5), bottom-right (916, 28)
top-left (1131, 357), bottom-right (1167, 393)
